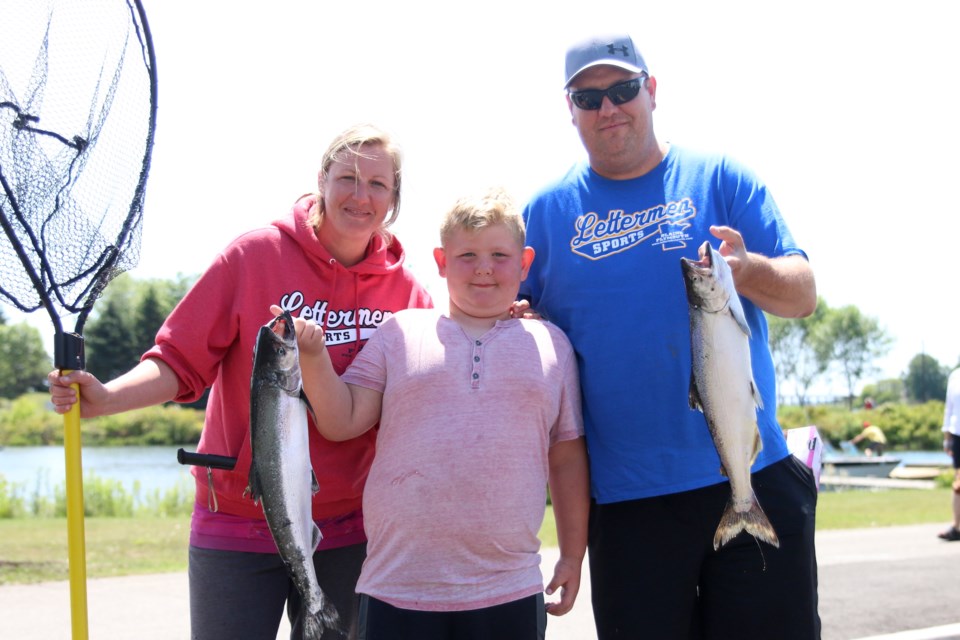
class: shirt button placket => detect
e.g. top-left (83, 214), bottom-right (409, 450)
top-left (471, 339), bottom-right (482, 389)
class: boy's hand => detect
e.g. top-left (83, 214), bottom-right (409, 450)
top-left (269, 305), bottom-right (326, 357)
top-left (544, 556), bottom-right (582, 616)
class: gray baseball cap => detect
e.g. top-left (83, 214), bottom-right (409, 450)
top-left (564, 33), bottom-right (648, 88)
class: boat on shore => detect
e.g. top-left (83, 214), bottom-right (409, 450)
top-left (821, 440), bottom-right (902, 478)
top-left (889, 466), bottom-right (943, 480)
top-left (888, 450), bottom-right (953, 480)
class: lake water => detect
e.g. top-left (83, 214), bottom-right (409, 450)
top-left (0, 445), bottom-right (951, 503)
top-left (0, 445), bottom-right (196, 500)
top-left (893, 450), bottom-right (952, 467)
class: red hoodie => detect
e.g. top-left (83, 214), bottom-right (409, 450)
top-left (144, 195), bottom-right (433, 530)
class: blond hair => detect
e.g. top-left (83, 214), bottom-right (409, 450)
top-left (308, 123), bottom-right (403, 240)
top-left (439, 187), bottom-right (525, 247)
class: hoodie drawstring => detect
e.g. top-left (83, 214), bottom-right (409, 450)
top-left (353, 272), bottom-right (362, 354)
top-left (324, 257), bottom-right (364, 355)
top-left (322, 258), bottom-right (337, 335)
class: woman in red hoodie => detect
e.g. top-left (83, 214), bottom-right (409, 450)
top-left (47, 123), bottom-right (433, 640)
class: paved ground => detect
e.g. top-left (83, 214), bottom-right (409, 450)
top-left (2, 523), bottom-right (959, 639)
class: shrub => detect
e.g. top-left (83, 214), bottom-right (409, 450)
top-left (777, 401), bottom-right (944, 450)
top-left (53, 473), bottom-right (135, 517)
top-left (1, 470), bottom-right (194, 519)
top-left (0, 394), bottom-right (63, 445)
top-left (0, 395), bottom-right (203, 447)
top-left (0, 475), bottom-right (27, 519)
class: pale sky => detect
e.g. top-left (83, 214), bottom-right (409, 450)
top-left (5, 0), bottom-right (959, 396)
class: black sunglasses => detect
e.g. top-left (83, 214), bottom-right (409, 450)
top-left (569, 76), bottom-right (646, 111)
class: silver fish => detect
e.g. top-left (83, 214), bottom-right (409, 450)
top-left (247, 311), bottom-right (340, 638)
top-left (681, 241), bottom-right (779, 550)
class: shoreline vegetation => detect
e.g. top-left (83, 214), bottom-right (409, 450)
top-left (0, 488), bottom-right (955, 586)
top-left (1, 393), bottom-right (949, 450)
top-left (1, 394), bottom-right (954, 585)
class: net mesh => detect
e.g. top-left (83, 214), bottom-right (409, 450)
top-left (0, 0), bottom-right (156, 333)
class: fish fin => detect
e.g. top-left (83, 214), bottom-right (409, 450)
top-left (750, 380), bottom-right (764, 410)
top-left (311, 522), bottom-right (323, 552)
top-left (246, 468), bottom-right (261, 504)
top-left (727, 294), bottom-right (752, 338)
top-left (303, 597), bottom-right (342, 640)
top-left (688, 374), bottom-right (703, 412)
top-left (749, 428), bottom-right (764, 465)
top-left (311, 470), bottom-right (320, 494)
top-left (302, 613), bottom-right (325, 640)
top-left (300, 390), bottom-right (317, 423)
top-left (713, 493), bottom-right (780, 550)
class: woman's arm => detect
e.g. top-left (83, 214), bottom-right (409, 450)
top-left (47, 357), bottom-right (180, 418)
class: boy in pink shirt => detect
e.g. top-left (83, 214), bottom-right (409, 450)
top-left (282, 187), bottom-right (589, 639)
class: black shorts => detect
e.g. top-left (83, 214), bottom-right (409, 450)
top-left (358, 593), bottom-right (546, 640)
top-left (949, 433), bottom-right (960, 469)
top-left (588, 455), bottom-right (821, 640)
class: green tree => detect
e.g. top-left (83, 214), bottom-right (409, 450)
top-left (820, 305), bottom-right (892, 409)
top-left (767, 297), bottom-right (830, 406)
top-left (85, 295), bottom-right (138, 382)
top-left (859, 378), bottom-right (904, 406)
top-left (84, 273), bottom-right (194, 383)
top-left (134, 284), bottom-right (168, 356)
top-left (0, 322), bottom-right (52, 398)
top-left (903, 353), bottom-right (948, 403)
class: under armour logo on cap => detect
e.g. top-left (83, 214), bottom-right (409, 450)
top-left (564, 33), bottom-right (648, 88)
top-left (607, 44), bottom-right (630, 57)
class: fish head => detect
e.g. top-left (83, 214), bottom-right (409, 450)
top-left (680, 241), bottom-right (736, 312)
top-left (251, 310), bottom-right (302, 395)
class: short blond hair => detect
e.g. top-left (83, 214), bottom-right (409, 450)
top-left (439, 187), bottom-right (525, 247)
top-left (308, 123), bottom-right (403, 240)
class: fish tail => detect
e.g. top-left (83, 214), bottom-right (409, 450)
top-left (301, 615), bottom-right (326, 640)
top-left (713, 495), bottom-right (780, 550)
top-left (302, 600), bottom-right (342, 640)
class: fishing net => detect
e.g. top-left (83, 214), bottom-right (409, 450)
top-left (0, 3), bottom-right (157, 636)
top-left (0, 0), bottom-right (157, 366)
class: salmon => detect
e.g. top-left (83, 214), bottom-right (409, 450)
top-left (247, 310), bottom-right (340, 638)
top-left (681, 241), bottom-right (779, 550)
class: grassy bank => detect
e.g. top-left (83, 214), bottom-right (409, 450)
top-left (1, 488), bottom-right (954, 586)
top-left (0, 516), bottom-right (189, 585)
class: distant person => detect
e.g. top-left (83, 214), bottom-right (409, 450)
top-left (47, 123), bottom-right (434, 640)
top-left (518, 32), bottom-right (820, 639)
top-left (850, 421), bottom-right (887, 456)
top-left (283, 187), bottom-right (590, 639)
top-left (940, 367), bottom-right (960, 542)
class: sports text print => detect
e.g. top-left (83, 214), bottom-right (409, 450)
top-left (570, 197), bottom-right (696, 259)
top-left (277, 291), bottom-right (393, 346)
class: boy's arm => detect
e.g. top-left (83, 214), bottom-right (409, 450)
top-left (278, 307), bottom-right (382, 441)
top-left (544, 436), bottom-right (590, 616)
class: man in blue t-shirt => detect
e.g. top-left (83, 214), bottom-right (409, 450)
top-left (519, 32), bottom-right (821, 639)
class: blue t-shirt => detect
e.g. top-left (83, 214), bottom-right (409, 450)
top-left (519, 145), bottom-right (804, 503)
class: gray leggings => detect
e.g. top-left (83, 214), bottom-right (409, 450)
top-left (189, 543), bottom-right (365, 640)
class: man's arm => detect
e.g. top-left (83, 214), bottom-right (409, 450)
top-left (711, 225), bottom-right (817, 318)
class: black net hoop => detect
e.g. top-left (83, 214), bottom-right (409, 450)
top-left (0, 0), bottom-right (157, 368)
